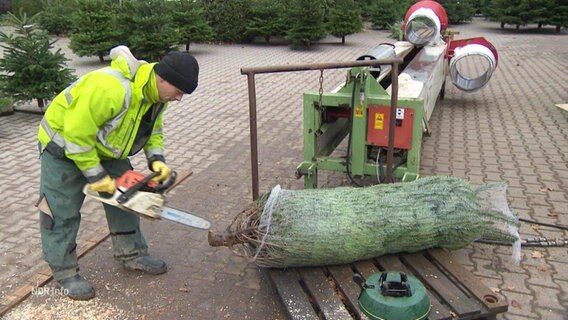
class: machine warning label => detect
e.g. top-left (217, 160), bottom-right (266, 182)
top-left (374, 113), bottom-right (384, 130)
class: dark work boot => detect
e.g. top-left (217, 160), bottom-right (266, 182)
top-left (57, 275), bottom-right (96, 300)
top-left (121, 255), bottom-right (167, 275)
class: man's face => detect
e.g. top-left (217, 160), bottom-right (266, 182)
top-left (156, 76), bottom-right (185, 103)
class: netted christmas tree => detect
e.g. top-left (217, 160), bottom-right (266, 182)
top-left (209, 176), bottom-right (520, 268)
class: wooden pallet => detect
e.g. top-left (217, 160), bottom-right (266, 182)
top-left (268, 248), bottom-right (508, 320)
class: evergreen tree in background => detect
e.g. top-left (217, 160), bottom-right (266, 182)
top-left (245, 0), bottom-right (287, 43)
top-left (488, 0), bottom-right (524, 29)
top-left (353, 0), bottom-right (375, 19)
top-left (69, 0), bottom-right (121, 62)
top-left (170, 0), bottom-right (214, 51)
top-left (11, 0), bottom-right (43, 16)
top-left (200, 0), bottom-right (252, 43)
top-left (38, 0), bottom-right (77, 35)
top-left (520, 0), bottom-right (553, 28)
top-left (370, 0), bottom-right (413, 29)
top-left (369, 0), bottom-right (399, 29)
top-left (547, 0), bottom-right (568, 32)
top-left (116, 0), bottom-right (179, 60)
top-left (285, 0), bottom-right (327, 49)
top-left (437, 0), bottom-right (476, 23)
top-left (396, 0), bottom-right (414, 18)
top-left (474, 0), bottom-right (493, 16)
top-left (0, 10), bottom-right (75, 110)
top-left (483, 0), bottom-right (502, 21)
top-left (487, 0), bottom-right (566, 31)
top-left (328, 0), bottom-right (363, 44)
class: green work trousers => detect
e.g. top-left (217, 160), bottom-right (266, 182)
top-left (39, 148), bottom-right (148, 281)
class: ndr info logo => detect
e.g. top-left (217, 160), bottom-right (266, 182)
top-left (32, 286), bottom-right (69, 296)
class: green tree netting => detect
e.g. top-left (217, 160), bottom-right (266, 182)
top-left (209, 176), bottom-right (520, 267)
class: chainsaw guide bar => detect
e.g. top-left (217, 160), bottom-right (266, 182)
top-left (83, 170), bottom-right (211, 230)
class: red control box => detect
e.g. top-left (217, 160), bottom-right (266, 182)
top-left (366, 105), bottom-right (414, 150)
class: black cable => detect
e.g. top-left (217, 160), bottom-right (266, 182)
top-left (475, 238), bottom-right (568, 248)
top-left (377, 148), bottom-right (385, 183)
top-left (346, 75), bottom-right (362, 187)
top-left (393, 150), bottom-right (408, 173)
top-left (519, 218), bottom-right (568, 231)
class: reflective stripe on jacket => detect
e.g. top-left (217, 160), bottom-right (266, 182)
top-left (38, 56), bottom-right (166, 182)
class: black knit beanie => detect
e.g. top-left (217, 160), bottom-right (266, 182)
top-left (154, 51), bottom-right (199, 94)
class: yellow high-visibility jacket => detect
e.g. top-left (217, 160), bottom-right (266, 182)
top-left (38, 56), bottom-right (166, 182)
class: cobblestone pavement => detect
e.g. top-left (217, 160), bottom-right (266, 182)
top-left (1, 18), bottom-right (567, 319)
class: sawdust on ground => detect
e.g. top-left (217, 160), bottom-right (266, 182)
top-left (3, 294), bottom-right (126, 320)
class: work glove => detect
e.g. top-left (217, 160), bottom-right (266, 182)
top-left (150, 161), bottom-right (171, 183)
top-left (89, 175), bottom-right (116, 194)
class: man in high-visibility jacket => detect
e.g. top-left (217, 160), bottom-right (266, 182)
top-left (37, 48), bottom-right (199, 300)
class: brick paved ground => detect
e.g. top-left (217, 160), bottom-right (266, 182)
top-left (0, 36), bottom-right (111, 300)
top-left (1, 18), bottom-right (567, 319)
top-left (425, 21), bottom-right (568, 320)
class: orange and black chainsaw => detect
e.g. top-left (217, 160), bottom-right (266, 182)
top-left (83, 170), bottom-right (210, 230)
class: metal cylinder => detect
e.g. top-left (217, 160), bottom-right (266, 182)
top-left (356, 43), bottom-right (396, 78)
top-left (357, 43), bottom-right (396, 61)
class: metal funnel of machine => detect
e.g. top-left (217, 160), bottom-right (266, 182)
top-left (405, 9), bottom-right (440, 46)
top-left (403, 0), bottom-right (448, 46)
top-left (448, 37), bottom-right (499, 92)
